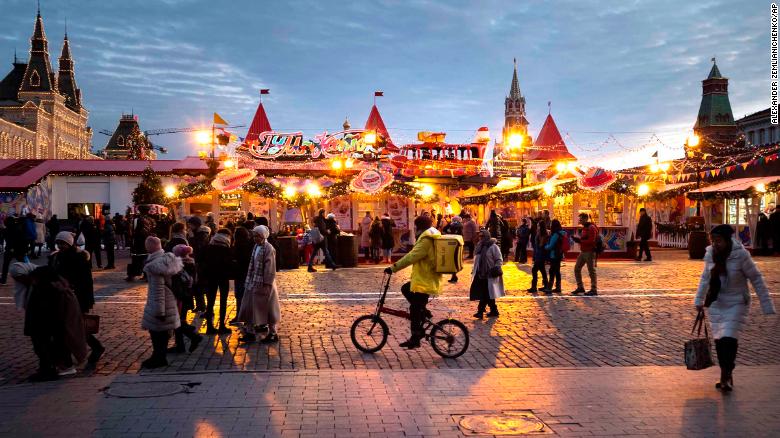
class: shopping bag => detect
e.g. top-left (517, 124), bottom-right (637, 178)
top-left (684, 310), bottom-right (713, 370)
top-left (83, 313), bottom-right (100, 335)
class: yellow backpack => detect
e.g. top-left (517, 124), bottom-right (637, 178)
top-left (432, 234), bottom-right (464, 274)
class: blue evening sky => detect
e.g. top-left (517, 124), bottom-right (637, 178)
top-left (0, 0), bottom-right (772, 167)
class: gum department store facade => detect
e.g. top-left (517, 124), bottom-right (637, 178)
top-left (0, 10), bottom-right (94, 160)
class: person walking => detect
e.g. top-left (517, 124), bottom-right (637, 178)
top-left (46, 215), bottom-right (60, 253)
top-left (307, 209), bottom-right (337, 272)
top-left (380, 213), bottom-right (396, 263)
top-left (34, 216), bottom-right (45, 258)
top-left (754, 213), bottom-right (771, 256)
top-left (470, 229), bottom-right (505, 318)
top-left (444, 215), bottom-right (464, 283)
top-left (237, 225), bottom-right (281, 344)
top-left (1, 216), bottom-right (26, 284)
top-left (140, 236), bottom-right (181, 368)
top-left (636, 208), bottom-right (653, 261)
top-left (231, 227), bottom-right (254, 325)
top-left (462, 213), bottom-right (478, 259)
top-left (514, 218), bottom-right (530, 263)
top-left (201, 229), bottom-right (233, 334)
top-left (485, 210), bottom-right (502, 242)
top-left (79, 216), bottom-right (102, 269)
top-left (324, 212), bottom-right (341, 263)
top-left (384, 215), bottom-right (441, 349)
top-left (126, 207), bottom-right (156, 281)
top-left (694, 224), bottom-right (776, 391)
top-left (359, 211), bottom-right (373, 262)
top-left (165, 222), bottom-right (188, 253)
top-left (542, 219), bottom-right (566, 294)
top-left (49, 231), bottom-right (105, 367)
top-left (571, 213), bottom-right (598, 296)
top-left (528, 220), bottom-right (549, 293)
top-left (770, 206), bottom-right (780, 254)
top-left (169, 244), bottom-right (202, 354)
top-left (187, 216), bottom-right (211, 311)
top-left (369, 216), bottom-right (383, 263)
top-left (102, 215), bottom-right (116, 269)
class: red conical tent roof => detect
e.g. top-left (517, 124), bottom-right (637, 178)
top-left (245, 101), bottom-right (272, 144)
top-left (527, 113), bottom-right (576, 161)
top-left (364, 104), bottom-right (396, 149)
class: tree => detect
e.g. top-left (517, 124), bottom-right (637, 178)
top-left (132, 165), bottom-right (165, 206)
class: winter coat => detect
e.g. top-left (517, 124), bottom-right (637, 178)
top-left (694, 239), bottom-right (776, 339)
top-left (486, 214), bottom-right (502, 242)
top-left (462, 219), bottom-right (478, 244)
top-left (24, 266), bottom-right (87, 364)
top-left (23, 217), bottom-right (36, 241)
top-left (237, 241), bottom-right (280, 326)
top-left (164, 234), bottom-right (188, 253)
top-left (79, 220), bottom-right (100, 249)
top-left (49, 246), bottom-right (94, 313)
top-left (141, 250), bottom-right (182, 331)
top-left (190, 226), bottom-right (211, 259)
top-left (636, 214), bottom-right (652, 240)
top-left (359, 216), bottom-right (372, 247)
top-left (35, 220), bottom-right (45, 244)
top-left (369, 221), bottom-right (383, 247)
top-left (470, 239), bottom-right (505, 300)
top-left (201, 234), bottom-right (233, 281)
top-left (544, 231), bottom-right (566, 260)
top-left (102, 220), bottom-right (116, 244)
top-left (576, 223), bottom-right (598, 253)
top-left (325, 218), bottom-right (340, 248)
top-left (391, 227), bottom-right (442, 295)
top-left (444, 221), bottom-right (463, 235)
top-left (233, 238), bottom-right (255, 285)
top-left (380, 218), bottom-right (395, 249)
top-left (132, 215), bottom-right (156, 253)
top-left (532, 233), bottom-right (549, 263)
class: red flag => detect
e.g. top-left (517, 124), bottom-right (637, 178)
top-left (260, 89), bottom-right (270, 94)
top-left (374, 91), bottom-right (384, 97)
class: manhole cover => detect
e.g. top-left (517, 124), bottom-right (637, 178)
top-left (456, 411), bottom-right (551, 435)
top-left (105, 382), bottom-right (187, 398)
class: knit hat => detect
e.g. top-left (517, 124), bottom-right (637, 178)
top-left (172, 244), bottom-right (193, 258)
top-left (55, 231), bottom-right (75, 246)
top-left (253, 225), bottom-right (269, 239)
top-left (326, 213), bottom-right (336, 219)
top-left (187, 216), bottom-right (202, 227)
top-left (710, 224), bottom-right (735, 238)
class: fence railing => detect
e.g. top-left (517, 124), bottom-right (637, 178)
top-left (656, 232), bottom-right (688, 248)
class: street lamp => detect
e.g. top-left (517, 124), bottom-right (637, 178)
top-left (507, 132), bottom-right (526, 187)
top-left (685, 134), bottom-right (703, 216)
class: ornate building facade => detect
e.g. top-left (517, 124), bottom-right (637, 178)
top-left (0, 9), bottom-right (94, 159)
top-left (502, 58), bottom-right (530, 145)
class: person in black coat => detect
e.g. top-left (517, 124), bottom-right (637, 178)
top-left (514, 219), bottom-right (530, 263)
top-left (102, 217), bottom-right (116, 269)
top-left (1, 216), bottom-right (27, 284)
top-left (324, 213), bottom-right (340, 259)
top-left (49, 231), bottom-right (105, 365)
top-left (187, 216), bottom-right (211, 312)
top-left (307, 209), bottom-right (337, 271)
top-left (380, 214), bottom-right (395, 263)
top-left (485, 210), bottom-right (502, 243)
top-left (201, 229), bottom-right (233, 334)
top-left (79, 216), bottom-right (102, 269)
top-left (231, 227), bottom-right (254, 324)
top-left (165, 222), bottom-right (189, 253)
top-left (635, 208), bottom-right (653, 261)
top-left (46, 215), bottom-right (60, 253)
top-left (768, 207), bottom-right (780, 255)
top-left (755, 213), bottom-right (771, 256)
top-left (126, 207), bottom-right (156, 281)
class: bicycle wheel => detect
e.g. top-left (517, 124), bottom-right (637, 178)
top-left (350, 315), bottom-right (389, 353)
top-left (429, 319), bottom-right (469, 358)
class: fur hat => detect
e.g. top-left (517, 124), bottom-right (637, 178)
top-left (55, 231), bottom-right (75, 246)
top-left (710, 224), bottom-right (735, 238)
top-left (253, 225), bottom-right (270, 239)
top-left (172, 244), bottom-right (193, 258)
top-left (187, 216), bottom-right (202, 227)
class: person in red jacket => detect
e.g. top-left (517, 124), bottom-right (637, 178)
top-left (571, 213), bottom-right (598, 296)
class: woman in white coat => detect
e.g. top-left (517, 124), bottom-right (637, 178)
top-left (470, 229), bottom-right (505, 318)
top-left (141, 236), bottom-right (182, 369)
top-left (695, 225), bottom-right (776, 391)
top-left (237, 225), bottom-right (281, 344)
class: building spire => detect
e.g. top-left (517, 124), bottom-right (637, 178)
top-left (20, 7), bottom-right (55, 92)
top-left (509, 58), bottom-right (521, 100)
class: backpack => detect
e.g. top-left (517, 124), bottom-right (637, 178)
top-left (170, 269), bottom-right (194, 300)
top-left (556, 230), bottom-right (570, 255)
top-left (592, 225), bottom-right (604, 254)
top-left (431, 234), bottom-right (464, 274)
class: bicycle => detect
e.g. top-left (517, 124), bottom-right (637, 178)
top-left (350, 273), bottom-right (469, 358)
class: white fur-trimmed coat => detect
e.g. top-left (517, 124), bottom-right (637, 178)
top-left (694, 239), bottom-right (776, 339)
top-left (142, 250), bottom-right (182, 332)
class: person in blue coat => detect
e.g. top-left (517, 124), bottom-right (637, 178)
top-left (527, 220), bottom-right (549, 293)
top-left (543, 220), bottom-right (566, 294)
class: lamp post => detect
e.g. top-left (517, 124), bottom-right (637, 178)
top-left (685, 134), bottom-right (702, 215)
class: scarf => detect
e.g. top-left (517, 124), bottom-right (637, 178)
top-left (244, 242), bottom-right (268, 293)
top-left (706, 242), bottom-right (732, 307)
top-left (475, 238), bottom-right (495, 279)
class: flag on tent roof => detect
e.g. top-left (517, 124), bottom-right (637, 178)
top-left (213, 113), bottom-right (228, 125)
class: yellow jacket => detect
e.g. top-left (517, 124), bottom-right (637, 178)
top-left (391, 227), bottom-right (442, 295)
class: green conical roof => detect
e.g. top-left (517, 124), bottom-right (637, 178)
top-left (708, 62), bottom-right (722, 79)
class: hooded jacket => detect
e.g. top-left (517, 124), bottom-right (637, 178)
top-left (49, 246), bottom-right (94, 313)
top-left (201, 233), bottom-right (233, 280)
top-left (391, 227), bottom-right (442, 295)
top-left (142, 250), bottom-right (182, 331)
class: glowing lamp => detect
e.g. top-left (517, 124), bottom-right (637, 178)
top-left (164, 185), bottom-right (177, 198)
top-left (556, 162), bottom-right (567, 173)
top-left (344, 158), bottom-right (354, 169)
top-left (508, 133), bottom-right (524, 149)
top-left (650, 163), bottom-right (659, 173)
top-left (543, 182), bottom-right (555, 196)
top-left (418, 184), bottom-right (434, 198)
top-left (755, 183), bottom-right (767, 193)
top-left (331, 159), bottom-right (343, 170)
top-left (306, 182), bottom-right (322, 198)
top-left (687, 134), bottom-right (700, 147)
top-left (223, 159), bottom-right (235, 168)
top-left (284, 186), bottom-right (297, 198)
top-left (197, 150), bottom-right (207, 158)
top-left (637, 183), bottom-right (650, 196)
top-left (659, 162), bottom-right (670, 172)
top-left (195, 130), bottom-right (211, 145)
top-left (363, 131), bottom-right (377, 145)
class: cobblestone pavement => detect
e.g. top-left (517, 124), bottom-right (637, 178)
top-left (0, 366), bottom-right (778, 437)
top-left (0, 250), bottom-right (778, 384)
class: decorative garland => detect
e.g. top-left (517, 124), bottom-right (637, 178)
top-left (646, 183), bottom-right (696, 201)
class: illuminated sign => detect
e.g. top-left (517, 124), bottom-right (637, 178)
top-left (349, 169), bottom-right (394, 194)
top-left (239, 130), bottom-right (390, 160)
top-left (212, 168), bottom-right (258, 192)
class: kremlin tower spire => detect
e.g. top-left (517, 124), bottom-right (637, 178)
top-left (20, 7), bottom-right (55, 93)
top-left (502, 58), bottom-right (529, 145)
top-left (693, 57), bottom-right (737, 155)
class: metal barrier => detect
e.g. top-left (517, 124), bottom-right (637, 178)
top-left (656, 232), bottom-right (688, 248)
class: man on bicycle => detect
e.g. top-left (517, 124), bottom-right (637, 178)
top-left (384, 215), bottom-right (441, 349)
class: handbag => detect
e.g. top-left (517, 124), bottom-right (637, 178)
top-left (309, 228), bottom-right (324, 244)
top-left (488, 265), bottom-right (503, 278)
top-left (83, 313), bottom-right (100, 335)
top-left (684, 310), bottom-right (714, 370)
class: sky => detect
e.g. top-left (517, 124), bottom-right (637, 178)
top-left (0, 0), bottom-right (773, 167)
